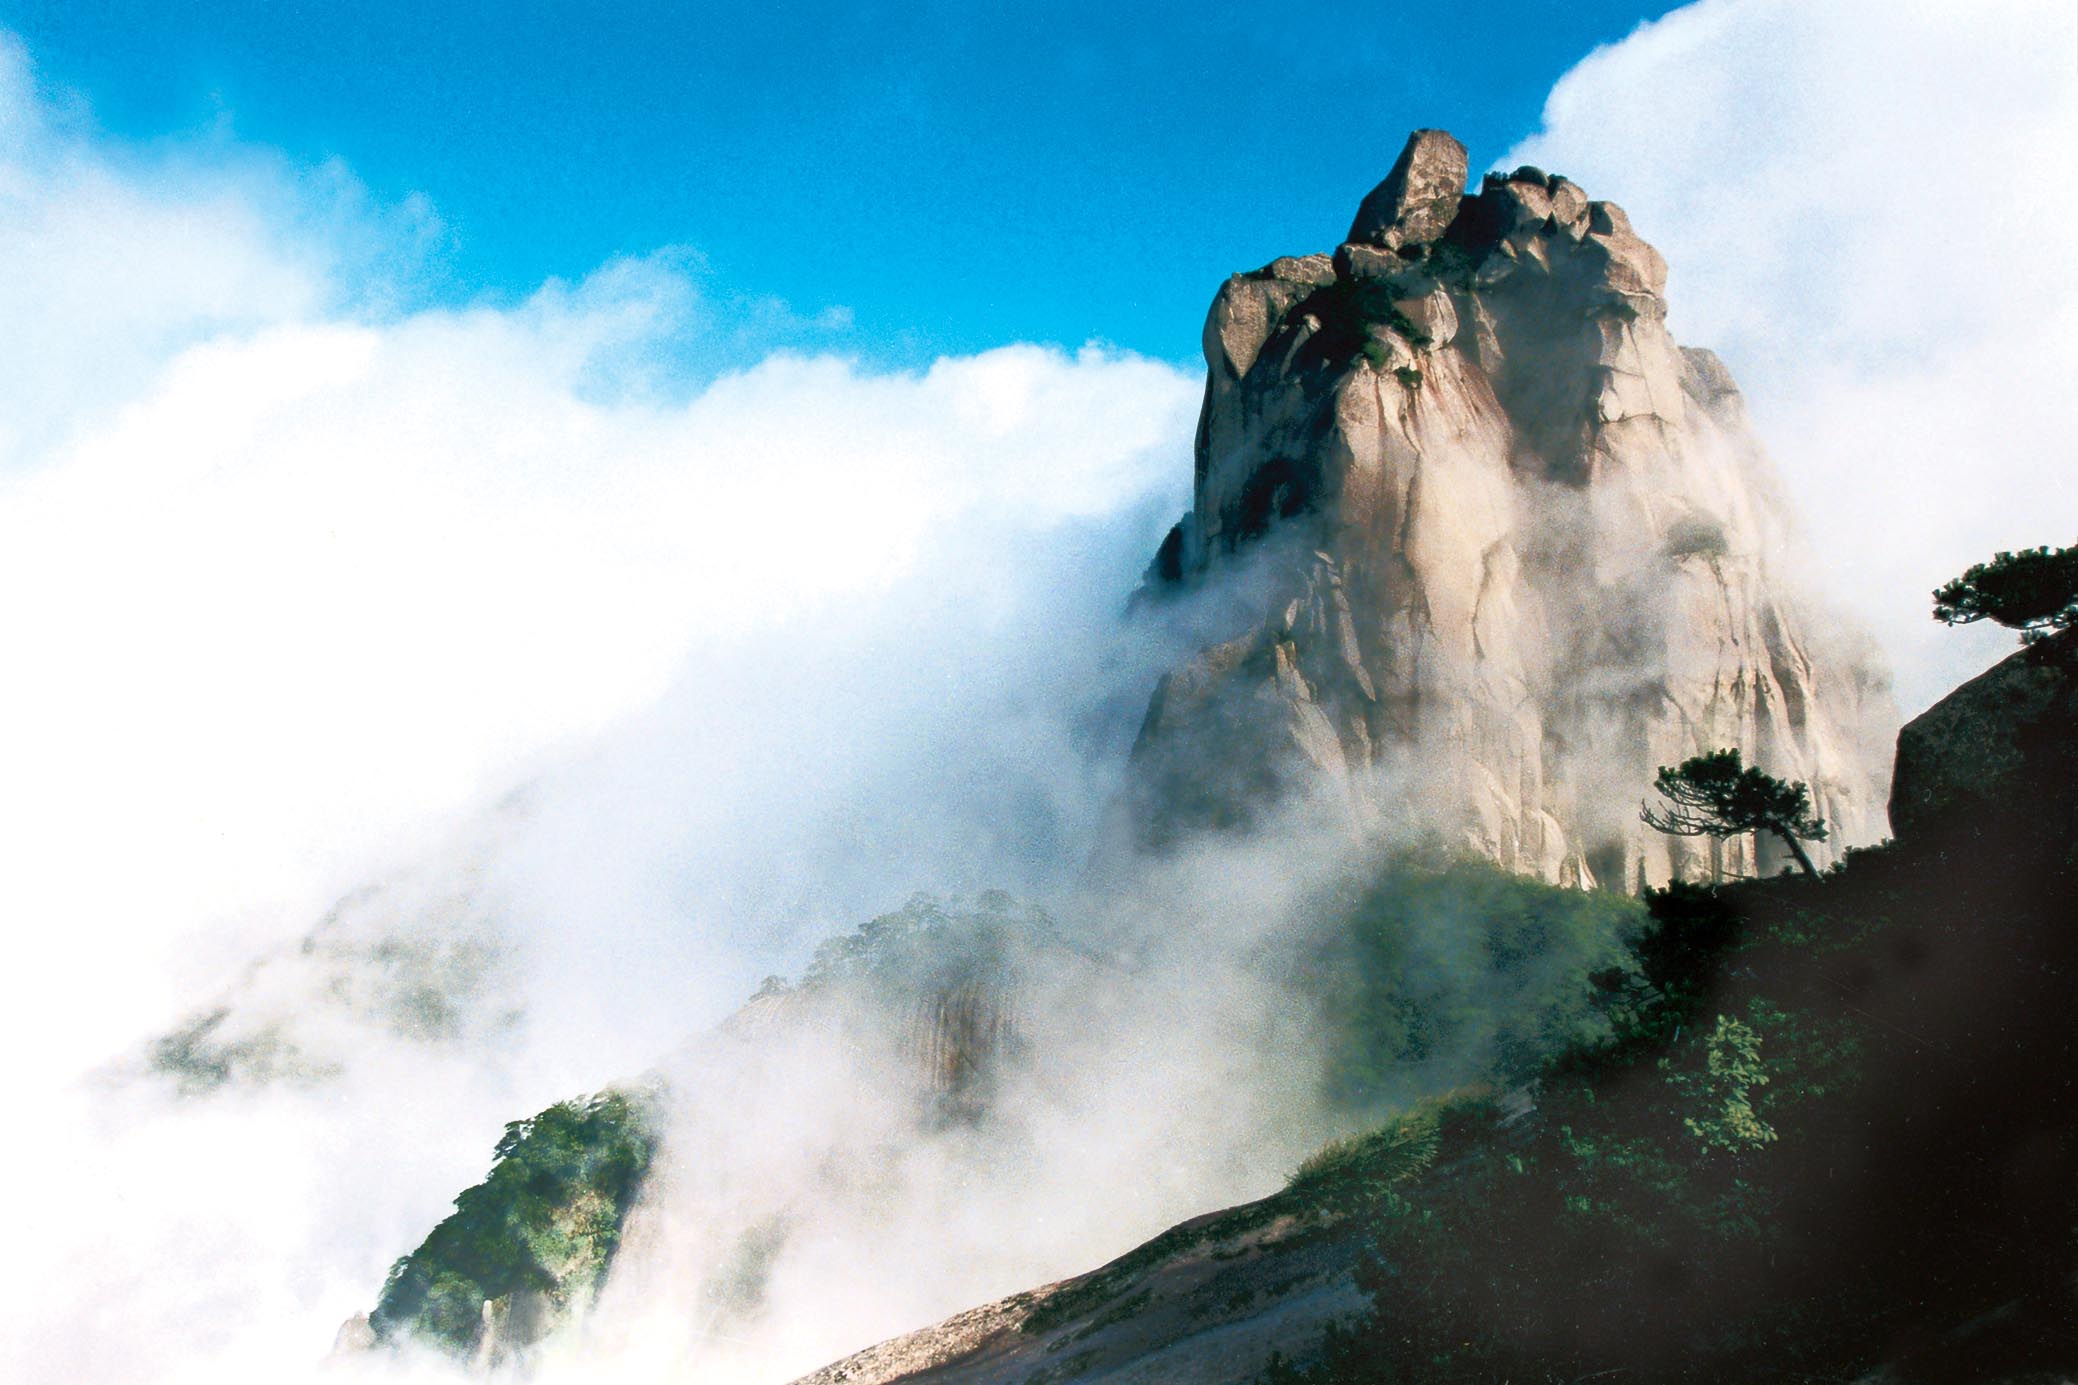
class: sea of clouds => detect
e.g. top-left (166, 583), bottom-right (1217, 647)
top-left (2, 1), bottom-right (2073, 1381)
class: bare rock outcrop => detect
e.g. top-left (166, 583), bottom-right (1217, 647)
top-left (1130, 131), bottom-right (1894, 888)
top-left (1890, 635), bottom-right (2077, 841)
top-left (787, 1191), bottom-right (1366, 1385)
top-left (1348, 128), bottom-right (1470, 251)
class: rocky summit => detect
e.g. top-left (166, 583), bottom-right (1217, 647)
top-left (1129, 129), bottom-right (1894, 888)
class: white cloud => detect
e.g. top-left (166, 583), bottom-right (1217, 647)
top-left (1505, 0), bottom-right (2078, 713)
top-left (0, 41), bottom-right (1199, 1384)
top-left (0, 91), bottom-right (1195, 1087)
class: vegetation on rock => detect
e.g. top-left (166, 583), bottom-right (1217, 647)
top-left (792, 889), bottom-right (1072, 996)
top-left (1264, 770), bottom-right (2078, 1382)
top-left (1932, 542), bottom-right (2078, 649)
top-left (369, 1088), bottom-right (658, 1354)
top-left (1303, 858), bottom-right (1645, 1109)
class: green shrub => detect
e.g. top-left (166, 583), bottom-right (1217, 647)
top-left (1286, 1090), bottom-right (1500, 1212)
top-left (1662, 1014), bottom-right (1777, 1153)
top-left (1305, 858), bottom-right (1646, 1109)
top-left (1424, 240), bottom-right (1479, 286)
top-left (1663, 513), bottom-right (1729, 561)
top-left (370, 1089), bottom-right (658, 1352)
top-left (801, 890), bottom-right (1063, 996)
top-left (1295, 277), bottom-right (1433, 370)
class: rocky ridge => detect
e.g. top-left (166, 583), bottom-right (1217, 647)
top-left (1130, 129), bottom-right (1893, 887)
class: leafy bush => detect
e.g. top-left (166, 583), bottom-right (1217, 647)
top-left (1305, 858), bottom-right (1645, 1109)
top-left (1295, 276), bottom-right (1433, 370)
top-left (1661, 1014), bottom-right (1776, 1153)
top-left (800, 890), bottom-right (1066, 997)
top-left (1423, 239), bottom-right (1479, 287)
top-left (1662, 513), bottom-right (1728, 561)
top-left (1286, 1090), bottom-right (1497, 1210)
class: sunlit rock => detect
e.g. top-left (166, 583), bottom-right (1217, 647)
top-left (1131, 130), bottom-right (1896, 888)
top-left (1346, 128), bottom-right (1470, 250)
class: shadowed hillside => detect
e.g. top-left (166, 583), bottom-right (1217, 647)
top-left (794, 636), bottom-right (2078, 1384)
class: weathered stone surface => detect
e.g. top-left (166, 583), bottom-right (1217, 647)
top-left (1582, 201), bottom-right (1670, 298)
top-left (1484, 175), bottom-right (1553, 236)
top-left (473, 1289), bottom-right (553, 1371)
top-left (1335, 240), bottom-right (1403, 280)
top-left (1259, 253), bottom-right (1336, 286)
top-left (1890, 637), bottom-right (2078, 840)
top-left (1548, 176), bottom-right (1590, 235)
top-left (788, 1189), bottom-right (1367, 1385)
top-left (1679, 345), bottom-right (1742, 408)
top-left (1399, 288), bottom-right (1458, 348)
top-left (1133, 130), bottom-right (1895, 887)
top-left (1203, 273), bottom-right (1317, 381)
top-left (1347, 129), bottom-right (1470, 249)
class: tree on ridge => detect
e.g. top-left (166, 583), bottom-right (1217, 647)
top-left (1932, 543), bottom-right (2078, 649)
top-left (1641, 748), bottom-right (1827, 881)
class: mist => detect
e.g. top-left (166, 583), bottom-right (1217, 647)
top-left (6, 2), bottom-right (2073, 1382)
top-left (0, 30), bottom-right (1221, 1376)
top-left (1502, 0), bottom-right (2078, 715)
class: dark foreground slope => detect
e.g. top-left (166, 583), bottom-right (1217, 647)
top-left (799, 643), bottom-right (2078, 1385)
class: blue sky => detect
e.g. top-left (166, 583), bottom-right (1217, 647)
top-left (3, 0), bottom-right (1676, 362)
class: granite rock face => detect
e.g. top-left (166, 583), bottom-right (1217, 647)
top-left (1890, 636), bottom-right (2077, 841)
top-left (1348, 129), bottom-right (1471, 251)
top-left (1132, 131), bottom-right (1894, 888)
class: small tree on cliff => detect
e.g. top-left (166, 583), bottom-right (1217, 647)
top-left (1932, 543), bottom-right (2078, 653)
top-left (1641, 749), bottom-right (1827, 880)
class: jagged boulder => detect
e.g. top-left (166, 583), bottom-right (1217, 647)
top-left (1890, 636), bottom-right (2078, 841)
top-left (325, 1312), bottom-right (376, 1362)
top-left (1133, 132), bottom-right (1894, 888)
top-left (1347, 129), bottom-right (1470, 250)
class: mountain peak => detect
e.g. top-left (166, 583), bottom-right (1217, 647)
top-left (1128, 134), bottom-right (1894, 887)
top-left (1347, 128), bottom-right (1471, 249)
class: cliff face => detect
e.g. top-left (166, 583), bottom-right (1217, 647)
top-left (718, 891), bottom-right (1062, 1118)
top-left (1130, 130), bottom-right (1893, 888)
top-left (557, 895), bottom-right (1097, 1370)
